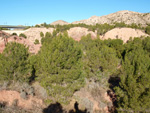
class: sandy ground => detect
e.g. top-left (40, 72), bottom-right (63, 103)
top-left (0, 90), bottom-right (44, 109)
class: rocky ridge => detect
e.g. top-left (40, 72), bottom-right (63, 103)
top-left (72, 10), bottom-right (150, 26)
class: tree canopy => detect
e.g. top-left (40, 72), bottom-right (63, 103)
top-left (115, 37), bottom-right (150, 112)
top-left (35, 34), bottom-right (84, 104)
top-left (0, 42), bottom-right (31, 82)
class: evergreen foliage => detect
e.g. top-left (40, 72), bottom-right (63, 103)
top-left (145, 26), bottom-right (150, 35)
top-left (0, 42), bottom-right (31, 82)
top-left (35, 34), bottom-right (84, 104)
top-left (11, 32), bottom-right (17, 36)
top-left (19, 33), bottom-right (27, 39)
top-left (115, 37), bottom-right (150, 112)
top-left (0, 23), bottom-right (150, 111)
top-left (35, 22), bottom-right (145, 35)
top-left (40, 32), bottom-right (44, 38)
top-left (34, 39), bottom-right (40, 44)
top-left (41, 32), bottom-right (52, 45)
top-left (80, 35), bottom-right (120, 82)
top-left (104, 39), bottom-right (124, 58)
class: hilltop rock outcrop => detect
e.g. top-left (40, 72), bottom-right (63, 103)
top-left (72, 10), bottom-right (150, 26)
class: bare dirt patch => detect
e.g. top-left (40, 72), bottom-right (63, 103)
top-left (67, 27), bottom-right (97, 41)
top-left (0, 90), bottom-right (44, 110)
top-left (102, 28), bottom-right (149, 42)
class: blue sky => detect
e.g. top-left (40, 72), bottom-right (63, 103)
top-left (1, 0), bottom-right (150, 26)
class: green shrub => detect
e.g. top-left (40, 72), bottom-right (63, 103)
top-left (35, 34), bottom-right (84, 104)
top-left (80, 35), bottom-right (120, 83)
top-left (145, 26), bottom-right (150, 35)
top-left (40, 32), bottom-right (44, 38)
top-left (115, 38), bottom-right (150, 112)
top-left (19, 33), bottom-right (27, 39)
top-left (12, 33), bottom-right (17, 36)
top-left (0, 42), bottom-right (31, 82)
top-left (41, 32), bottom-right (52, 45)
top-left (34, 39), bottom-right (40, 45)
top-left (104, 39), bottom-right (124, 58)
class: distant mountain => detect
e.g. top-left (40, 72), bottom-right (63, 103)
top-left (72, 10), bottom-right (150, 26)
top-left (50, 20), bottom-right (69, 25)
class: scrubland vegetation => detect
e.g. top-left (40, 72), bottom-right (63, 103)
top-left (0, 23), bottom-right (150, 112)
top-left (36, 22), bottom-right (150, 35)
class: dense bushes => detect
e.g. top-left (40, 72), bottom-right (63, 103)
top-left (11, 32), bottom-right (17, 36)
top-left (19, 33), bottom-right (27, 39)
top-left (34, 39), bottom-right (40, 44)
top-left (36, 22), bottom-right (145, 35)
top-left (0, 42), bottom-right (31, 82)
top-left (114, 37), bottom-right (150, 112)
top-left (80, 36), bottom-right (120, 79)
top-left (80, 35), bottom-right (150, 112)
top-left (0, 30), bottom-right (150, 111)
top-left (145, 26), bottom-right (150, 35)
top-left (35, 34), bottom-right (84, 104)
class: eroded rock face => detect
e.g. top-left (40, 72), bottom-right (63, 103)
top-left (102, 28), bottom-right (149, 43)
top-left (0, 31), bottom-right (41, 54)
top-left (67, 27), bottom-right (97, 41)
top-left (67, 80), bottom-right (113, 113)
top-left (24, 28), bottom-right (54, 43)
top-left (3, 27), bottom-right (54, 43)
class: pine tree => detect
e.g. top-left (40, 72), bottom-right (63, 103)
top-left (35, 34), bottom-right (84, 104)
top-left (80, 35), bottom-right (120, 83)
top-left (0, 42), bottom-right (31, 82)
top-left (115, 38), bottom-right (150, 112)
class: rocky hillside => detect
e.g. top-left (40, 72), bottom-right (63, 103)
top-left (3, 28), bottom-right (54, 43)
top-left (3, 26), bottom-right (149, 44)
top-left (67, 27), bottom-right (149, 42)
top-left (50, 20), bottom-right (69, 25)
top-left (0, 31), bottom-right (41, 54)
top-left (67, 27), bottom-right (97, 41)
top-left (72, 10), bottom-right (150, 26)
top-left (23, 28), bottom-right (54, 43)
top-left (102, 28), bottom-right (149, 42)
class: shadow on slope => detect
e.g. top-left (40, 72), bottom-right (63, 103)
top-left (43, 101), bottom-right (87, 113)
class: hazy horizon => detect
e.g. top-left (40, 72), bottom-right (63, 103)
top-left (1, 0), bottom-right (150, 26)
